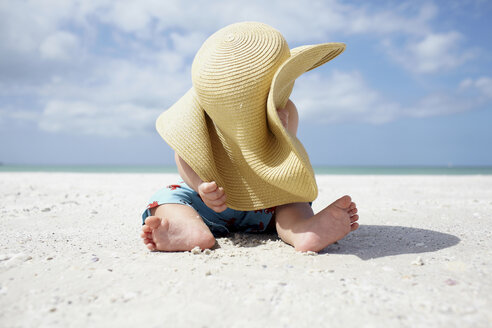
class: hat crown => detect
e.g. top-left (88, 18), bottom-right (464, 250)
top-left (191, 22), bottom-right (290, 135)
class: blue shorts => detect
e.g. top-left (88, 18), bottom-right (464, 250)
top-left (142, 181), bottom-right (276, 236)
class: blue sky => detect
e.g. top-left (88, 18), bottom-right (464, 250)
top-left (1, 0), bottom-right (491, 166)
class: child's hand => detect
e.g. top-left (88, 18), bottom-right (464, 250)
top-left (198, 181), bottom-right (227, 212)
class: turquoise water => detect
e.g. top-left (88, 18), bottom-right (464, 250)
top-left (1, 165), bottom-right (491, 175)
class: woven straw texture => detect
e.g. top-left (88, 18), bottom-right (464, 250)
top-left (156, 22), bottom-right (345, 210)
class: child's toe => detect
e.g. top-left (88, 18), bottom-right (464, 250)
top-left (334, 195), bottom-right (352, 209)
top-left (144, 216), bottom-right (161, 229)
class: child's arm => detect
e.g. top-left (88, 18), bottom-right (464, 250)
top-left (175, 153), bottom-right (227, 212)
top-left (276, 99), bottom-right (299, 136)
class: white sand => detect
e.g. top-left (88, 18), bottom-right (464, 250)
top-left (1, 172), bottom-right (491, 327)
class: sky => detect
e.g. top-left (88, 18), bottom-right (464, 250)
top-left (1, 0), bottom-right (491, 167)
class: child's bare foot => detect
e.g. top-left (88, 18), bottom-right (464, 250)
top-left (294, 196), bottom-right (359, 252)
top-left (141, 216), bottom-right (169, 251)
top-left (140, 205), bottom-right (215, 251)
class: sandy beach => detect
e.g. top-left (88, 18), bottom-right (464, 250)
top-left (0, 172), bottom-right (491, 327)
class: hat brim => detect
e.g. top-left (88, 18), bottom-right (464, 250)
top-left (268, 42), bottom-right (346, 125)
top-left (266, 42), bottom-right (346, 175)
top-left (156, 88), bottom-right (220, 182)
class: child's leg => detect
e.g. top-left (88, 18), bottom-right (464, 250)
top-left (141, 204), bottom-right (216, 252)
top-left (275, 196), bottom-right (359, 252)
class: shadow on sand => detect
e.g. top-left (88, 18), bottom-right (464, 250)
top-left (321, 225), bottom-right (461, 260)
top-left (221, 225), bottom-right (460, 260)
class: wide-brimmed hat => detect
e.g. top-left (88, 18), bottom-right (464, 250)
top-left (156, 22), bottom-right (345, 210)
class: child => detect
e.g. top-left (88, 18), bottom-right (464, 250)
top-left (140, 22), bottom-right (359, 252)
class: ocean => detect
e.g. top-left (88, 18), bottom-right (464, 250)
top-left (1, 165), bottom-right (491, 175)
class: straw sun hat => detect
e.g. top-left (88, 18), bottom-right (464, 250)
top-left (156, 22), bottom-right (345, 211)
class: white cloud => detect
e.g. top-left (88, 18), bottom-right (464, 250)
top-left (0, 0), bottom-right (489, 138)
top-left (103, 1), bottom-right (152, 34)
top-left (0, 108), bottom-right (40, 124)
top-left (39, 31), bottom-right (80, 61)
top-left (91, 1), bottom-right (475, 76)
top-left (474, 77), bottom-right (492, 99)
top-left (155, 51), bottom-right (186, 73)
top-left (39, 100), bottom-right (161, 137)
top-left (293, 71), bottom-right (491, 124)
top-left (33, 56), bottom-right (191, 137)
top-left (460, 76), bottom-right (492, 100)
top-left (396, 77), bottom-right (491, 119)
top-left (386, 31), bottom-right (475, 74)
top-left (406, 93), bottom-right (474, 118)
top-left (336, 2), bottom-right (436, 37)
top-left (293, 71), bottom-right (400, 124)
top-left (170, 32), bottom-right (207, 57)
